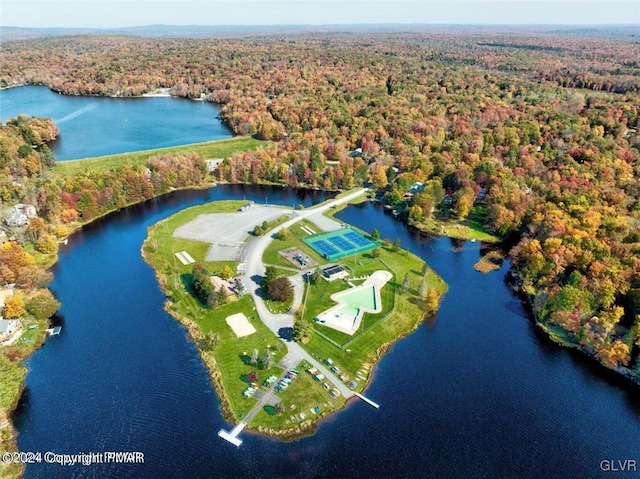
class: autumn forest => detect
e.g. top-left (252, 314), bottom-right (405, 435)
top-left (1, 27), bottom-right (639, 383)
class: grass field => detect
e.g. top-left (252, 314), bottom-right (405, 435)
top-left (142, 199), bottom-right (351, 428)
top-left (262, 219), bottom-right (327, 270)
top-left (413, 205), bottom-right (501, 243)
top-left (55, 136), bottom-right (265, 176)
top-left (143, 202), bottom-right (291, 420)
top-left (296, 201), bottom-right (448, 383)
top-left (302, 245), bottom-right (446, 383)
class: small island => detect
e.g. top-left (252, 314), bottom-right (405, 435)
top-left (142, 189), bottom-right (447, 441)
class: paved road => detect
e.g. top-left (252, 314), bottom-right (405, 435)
top-left (242, 188), bottom-right (368, 400)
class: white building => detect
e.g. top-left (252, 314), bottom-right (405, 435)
top-left (4, 204), bottom-right (37, 227)
top-left (0, 319), bottom-right (18, 338)
top-left (206, 159), bottom-right (225, 172)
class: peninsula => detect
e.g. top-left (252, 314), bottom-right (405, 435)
top-left (142, 189), bottom-right (446, 439)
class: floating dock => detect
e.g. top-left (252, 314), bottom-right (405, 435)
top-left (218, 422), bottom-right (246, 447)
top-left (353, 392), bottom-right (380, 409)
top-left (45, 326), bottom-right (62, 336)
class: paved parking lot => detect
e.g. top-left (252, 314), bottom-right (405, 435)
top-left (173, 205), bottom-right (290, 261)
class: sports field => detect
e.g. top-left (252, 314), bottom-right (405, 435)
top-left (302, 228), bottom-right (378, 261)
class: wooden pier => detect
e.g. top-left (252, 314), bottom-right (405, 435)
top-left (218, 422), bottom-right (246, 447)
top-left (353, 392), bottom-right (380, 409)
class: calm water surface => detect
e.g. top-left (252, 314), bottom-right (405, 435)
top-left (0, 86), bottom-right (232, 160)
top-left (15, 193), bottom-right (640, 479)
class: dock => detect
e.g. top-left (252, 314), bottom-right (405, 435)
top-left (45, 326), bottom-right (62, 336)
top-left (218, 422), bottom-right (246, 447)
top-left (353, 392), bottom-right (380, 409)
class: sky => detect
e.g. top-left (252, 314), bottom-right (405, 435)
top-left (2, 0), bottom-right (639, 28)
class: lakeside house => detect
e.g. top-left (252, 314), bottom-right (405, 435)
top-left (0, 288), bottom-right (14, 308)
top-left (4, 204), bottom-right (37, 227)
top-left (0, 318), bottom-right (19, 339)
top-left (210, 276), bottom-right (235, 296)
top-left (206, 159), bottom-right (224, 172)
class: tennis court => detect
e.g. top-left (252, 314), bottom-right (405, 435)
top-left (303, 228), bottom-right (378, 261)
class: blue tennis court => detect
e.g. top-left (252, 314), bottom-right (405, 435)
top-left (303, 228), bottom-right (379, 260)
top-left (345, 231), bottom-right (373, 247)
top-left (310, 239), bottom-right (340, 258)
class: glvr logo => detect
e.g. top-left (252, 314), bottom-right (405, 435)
top-left (600, 460), bottom-right (637, 472)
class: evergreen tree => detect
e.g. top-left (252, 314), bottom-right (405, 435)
top-left (401, 272), bottom-right (411, 293)
top-left (260, 350), bottom-right (275, 369)
top-left (249, 348), bottom-right (259, 366)
top-left (419, 275), bottom-right (428, 297)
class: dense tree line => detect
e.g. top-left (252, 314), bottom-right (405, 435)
top-left (0, 118), bottom-right (61, 341)
top-left (0, 29), bottom-right (638, 379)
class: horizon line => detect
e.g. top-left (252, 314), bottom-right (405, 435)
top-left (3, 22), bottom-right (639, 29)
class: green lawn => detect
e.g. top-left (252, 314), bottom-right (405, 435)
top-left (255, 360), bottom-right (346, 429)
top-left (143, 199), bottom-right (351, 428)
top-left (301, 245), bottom-right (447, 385)
top-left (0, 356), bottom-right (26, 411)
top-left (55, 136), bottom-right (265, 176)
top-left (195, 296), bottom-right (288, 419)
top-left (412, 205), bottom-right (501, 243)
top-left (262, 219), bottom-right (328, 270)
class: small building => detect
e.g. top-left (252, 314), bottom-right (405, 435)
top-left (322, 264), bottom-right (348, 282)
top-left (349, 148), bottom-right (363, 158)
top-left (210, 276), bottom-right (235, 296)
top-left (409, 182), bottom-right (424, 194)
top-left (206, 159), bottom-right (224, 172)
top-left (0, 318), bottom-right (18, 338)
top-left (0, 288), bottom-right (14, 308)
top-left (4, 204), bottom-right (37, 227)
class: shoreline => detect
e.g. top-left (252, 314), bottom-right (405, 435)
top-left (1, 83), bottom-right (210, 103)
top-left (140, 204), bottom-right (343, 440)
top-left (140, 194), bottom-right (446, 440)
top-left (507, 272), bottom-right (640, 388)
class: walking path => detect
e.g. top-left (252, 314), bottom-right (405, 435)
top-left (219, 189), bottom-right (379, 446)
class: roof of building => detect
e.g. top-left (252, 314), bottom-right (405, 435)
top-left (0, 289), bottom-right (14, 308)
top-left (322, 264), bottom-right (345, 277)
top-left (0, 319), bottom-right (17, 334)
top-left (210, 276), bottom-right (234, 295)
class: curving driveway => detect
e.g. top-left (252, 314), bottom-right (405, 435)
top-left (242, 188), bottom-right (368, 399)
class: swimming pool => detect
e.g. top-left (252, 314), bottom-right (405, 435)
top-left (315, 270), bottom-right (391, 336)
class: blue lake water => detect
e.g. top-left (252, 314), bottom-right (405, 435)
top-left (15, 193), bottom-right (640, 479)
top-left (0, 86), bottom-right (232, 160)
top-left (3, 89), bottom-right (639, 478)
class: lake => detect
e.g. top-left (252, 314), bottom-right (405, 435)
top-left (5, 88), bottom-right (640, 478)
top-left (0, 86), bottom-right (232, 160)
top-left (14, 189), bottom-right (640, 479)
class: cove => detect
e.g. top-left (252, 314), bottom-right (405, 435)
top-left (0, 86), bottom-right (232, 160)
top-left (14, 186), bottom-right (640, 478)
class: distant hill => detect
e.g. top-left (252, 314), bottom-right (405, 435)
top-left (0, 24), bottom-right (320, 42)
top-left (1, 24), bottom-right (638, 43)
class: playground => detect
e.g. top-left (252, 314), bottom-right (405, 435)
top-left (278, 247), bottom-right (318, 269)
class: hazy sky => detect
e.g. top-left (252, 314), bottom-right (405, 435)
top-left (2, 1), bottom-right (639, 28)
